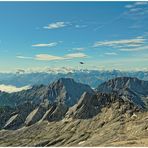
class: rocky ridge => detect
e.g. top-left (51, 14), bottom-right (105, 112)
top-left (0, 77), bottom-right (148, 146)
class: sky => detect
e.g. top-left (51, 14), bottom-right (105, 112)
top-left (0, 1), bottom-right (148, 72)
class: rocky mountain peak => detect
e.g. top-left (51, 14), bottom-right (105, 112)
top-left (47, 78), bottom-right (94, 106)
top-left (96, 77), bottom-right (148, 109)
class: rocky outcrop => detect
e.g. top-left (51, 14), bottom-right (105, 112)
top-left (4, 114), bottom-right (21, 129)
top-left (0, 78), bottom-right (93, 107)
top-left (0, 77), bottom-right (147, 130)
top-left (0, 106), bottom-right (15, 129)
top-left (47, 78), bottom-right (94, 106)
top-left (48, 103), bottom-right (68, 121)
top-left (66, 92), bottom-right (98, 119)
top-left (3, 102), bottom-right (34, 129)
top-left (96, 77), bottom-right (148, 108)
top-left (66, 92), bottom-right (142, 120)
top-left (25, 106), bottom-right (47, 126)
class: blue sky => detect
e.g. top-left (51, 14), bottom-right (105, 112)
top-left (0, 1), bottom-right (148, 72)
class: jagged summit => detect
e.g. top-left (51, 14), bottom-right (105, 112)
top-left (96, 77), bottom-right (148, 108)
top-left (96, 77), bottom-right (148, 93)
top-left (0, 77), bottom-right (147, 132)
top-left (0, 78), bottom-right (93, 107)
top-left (52, 77), bottom-right (75, 85)
top-left (48, 77), bottom-right (94, 106)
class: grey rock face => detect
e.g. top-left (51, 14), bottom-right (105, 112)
top-left (96, 77), bottom-right (148, 108)
top-left (3, 102), bottom-right (34, 129)
top-left (48, 103), bottom-right (68, 121)
top-left (4, 114), bottom-right (21, 129)
top-left (0, 78), bottom-right (93, 107)
top-left (0, 106), bottom-right (15, 129)
top-left (66, 92), bottom-right (98, 119)
top-left (66, 92), bottom-right (141, 120)
top-left (0, 77), bottom-right (147, 131)
top-left (25, 106), bottom-right (47, 126)
top-left (47, 78), bottom-right (94, 106)
top-left (40, 106), bottom-right (56, 121)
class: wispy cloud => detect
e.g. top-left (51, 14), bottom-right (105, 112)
top-left (93, 36), bottom-right (148, 52)
top-left (125, 2), bottom-right (148, 8)
top-left (73, 47), bottom-right (85, 51)
top-left (43, 22), bottom-right (70, 29)
top-left (119, 45), bottom-right (148, 51)
top-left (104, 52), bottom-right (118, 55)
top-left (135, 2), bottom-right (148, 5)
top-left (17, 53), bottom-right (87, 61)
top-left (93, 36), bottom-right (145, 48)
top-left (16, 56), bottom-right (33, 59)
top-left (75, 25), bottom-right (87, 28)
top-left (124, 2), bottom-right (148, 20)
top-left (94, 14), bottom-right (123, 31)
top-left (125, 4), bottom-right (134, 9)
top-left (32, 42), bottom-right (58, 47)
top-left (65, 53), bottom-right (87, 58)
top-left (35, 54), bottom-right (64, 61)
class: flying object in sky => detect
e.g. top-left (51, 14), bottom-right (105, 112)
top-left (80, 62), bottom-right (84, 64)
top-left (16, 69), bottom-right (25, 74)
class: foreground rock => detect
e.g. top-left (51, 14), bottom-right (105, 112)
top-left (0, 105), bottom-right (147, 146)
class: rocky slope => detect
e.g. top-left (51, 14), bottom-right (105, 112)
top-left (96, 77), bottom-right (148, 108)
top-left (0, 95), bottom-right (147, 146)
top-left (0, 78), bottom-right (93, 129)
top-left (0, 77), bottom-right (148, 146)
top-left (0, 78), bottom-right (93, 107)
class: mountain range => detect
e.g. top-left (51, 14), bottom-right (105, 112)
top-left (0, 70), bottom-right (147, 88)
top-left (0, 77), bottom-right (148, 146)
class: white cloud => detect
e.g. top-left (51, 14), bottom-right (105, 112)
top-left (125, 4), bottom-right (134, 8)
top-left (93, 37), bottom-right (145, 47)
top-left (135, 2), bottom-right (148, 5)
top-left (129, 8), bottom-right (142, 12)
top-left (35, 54), bottom-right (64, 61)
top-left (32, 42), bottom-right (58, 47)
top-left (125, 2), bottom-right (148, 9)
top-left (18, 52), bottom-right (88, 61)
top-left (124, 2), bottom-right (148, 20)
top-left (65, 53), bottom-right (87, 58)
top-left (93, 36), bottom-right (148, 52)
top-left (16, 56), bottom-right (33, 59)
top-left (43, 22), bottom-right (69, 29)
top-left (73, 48), bottom-right (85, 51)
top-left (119, 45), bottom-right (148, 51)
top-left (104, 52), bottom-right (118, 55)
top-left (0, 84), bottom-right (31, 93)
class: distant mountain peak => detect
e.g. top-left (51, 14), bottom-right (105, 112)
top-left (51, 77), bottom-right (75, 86)
top-left (96, 77), bottom-right (148, 108)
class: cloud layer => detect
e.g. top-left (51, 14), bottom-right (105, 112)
top-left (17, 53), bottom-right (87, 61)
top-left (0, 84), bottom-right (31, 93)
